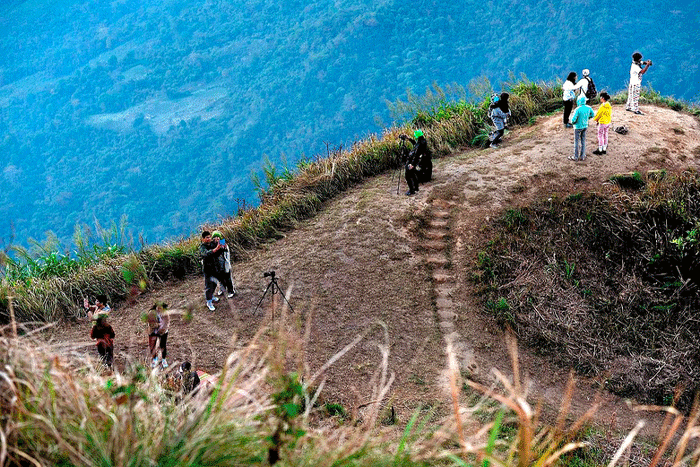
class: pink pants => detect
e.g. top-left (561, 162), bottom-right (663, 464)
top-left (597, 123), bottom-right (610, 147)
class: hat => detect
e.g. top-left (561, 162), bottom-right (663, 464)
top-left (582, 69), bottom-right (590, 77)
top-left (414, 129), bottom-right (424, 138)
top-left (211, 230), bottom-right (223, 239)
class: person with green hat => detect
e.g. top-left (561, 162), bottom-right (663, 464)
top-left (399, 129), bottom-right (432, 195)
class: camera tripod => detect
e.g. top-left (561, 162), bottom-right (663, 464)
top-left (253, 271), bottom-right (294, 316)
top-left (390, 140), bottom-right (410, 194)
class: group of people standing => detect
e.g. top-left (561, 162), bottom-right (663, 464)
top-left (86, 229), bottom-right (238, 374)
top-left (561, 51), bottom-right (652, 161)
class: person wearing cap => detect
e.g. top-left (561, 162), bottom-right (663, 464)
top-left (399, 129), bottom-right (431, 195)
top-left (90, 313), bottom-right (115, 369)
top-left (146, 301), bottom-right (170, 369)
top-left (576, 69), bottom-right (593, 101)
top-left (489, 92), bottom-right (511, 148)
top-left (199, 230), bottom-right (236, 311)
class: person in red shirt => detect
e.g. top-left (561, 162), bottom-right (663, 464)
top-left (90, 314), bottom-right (115, 369)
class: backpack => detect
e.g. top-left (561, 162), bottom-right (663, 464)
top-left (585, 76), bottom-right (597, 99)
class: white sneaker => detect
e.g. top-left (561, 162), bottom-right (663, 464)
top-left (212, 296), bottom-right (220, 303)
top-left (151, 358), bottom-right (159, 368)
top-left (206, 301), bottom-right (215, 311)
top-left (227, 292), bottom-right (235, 298)
top-left (161, 359), bottom-right (168, 369)
top-left (216, 289), bottom-right (224, 296)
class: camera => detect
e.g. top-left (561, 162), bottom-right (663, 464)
top-left (263, 270), bottom-right (276, 278)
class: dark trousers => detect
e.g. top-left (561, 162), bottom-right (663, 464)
top-left (97, 343), bottom-right (114, 367)
top-left (418, 158), bottom-right (432, 183)
top-left (492, 129), bottom-right (505, 145)
top-left (563, 100), bottom-right (574, 125)
top-left (405, 165), bottom-right (419, 193)
top-left (149, 331), bottom-right (168, 359)
top-left (205, 272), bottom-right (234, 300)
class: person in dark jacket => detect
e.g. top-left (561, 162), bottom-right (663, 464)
top-left (90, 314), bottom-right (115, 368)
top-left (399, 129), bottom-right (431, 195)
top-left (200, 230), bottom-right (235, 311)
top-left (179, 361), bottom-right (201, 396)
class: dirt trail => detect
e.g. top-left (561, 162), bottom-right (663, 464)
top-left (47, 104), bottom-right (700, 435)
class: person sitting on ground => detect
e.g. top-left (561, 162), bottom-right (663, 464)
top-left (593, 91), bottom-right (612, 155)
top-left (146, 301), bottom-right (170, 369)
top-left (84, 294), bottom-right (111, 321)
top-left (489, 92), bottom-right (511, 148)
top-left (90, 313), bottom-right (115, 369)
top-left (399, 129), bottom-right (431, 195)
top-left (200, 230), bottom-right (235, 311)
top-left (179, 361), bottom-right (201, 396)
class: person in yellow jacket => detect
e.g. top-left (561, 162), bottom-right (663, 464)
top-left (593, 92), bottom-right (612, 155)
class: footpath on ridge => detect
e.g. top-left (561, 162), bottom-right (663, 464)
top-left (48, 104), bottom-right (700, 434)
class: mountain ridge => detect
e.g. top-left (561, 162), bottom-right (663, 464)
top-left (41, 103), bottom-right (700, 434)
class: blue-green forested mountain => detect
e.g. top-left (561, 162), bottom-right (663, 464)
top-left (1, 0), bottom-right (698, 250)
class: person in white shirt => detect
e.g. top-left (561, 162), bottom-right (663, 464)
top-left (562, 71), bottom-right (581, 128)
top-left (576, 69), bottom-right (593, 100)
top-left (625, 52), bottom-right (652, 115)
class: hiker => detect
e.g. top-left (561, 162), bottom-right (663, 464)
top-left (593, 92), bottom-right (612, 155)
top-left (562, 71), bottom-right (581, 128)
top-left (576, 69), bottom-right (597, 101)
top-left (489, 92), bottom-right (511, 148)
top-left (84, 294), bottom-right (111, 321)
top-left (569, 95), bottom-right (596, 161)
top-left (90, 313), bottom-right (115, 369)
top-left (399, 129), bottom-right (431, 195)
top-left (146, 301), bottom-right (170, 369)
top-left (625, 52), bottom-right (652, 115)
top-left (179, 361), bottom-right (201, 396)
top-left (200, 230), bottom-right (235, 311)
top-left (212, 230), bottom-right (236, 297)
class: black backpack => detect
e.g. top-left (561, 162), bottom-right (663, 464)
top-left (585, 76), bottom-right (597, 99)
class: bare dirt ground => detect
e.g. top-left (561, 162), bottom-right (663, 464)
top-left (47, 104), bottom-right (700, 436)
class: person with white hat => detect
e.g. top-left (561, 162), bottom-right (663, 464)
top-left (576, 69), bottom-right (596, 101)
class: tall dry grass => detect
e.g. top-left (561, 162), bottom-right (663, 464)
top-left (3, 297), bottom-right (700, 466)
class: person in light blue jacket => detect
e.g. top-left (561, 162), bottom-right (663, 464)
top-left (569, 95), bottom-right (596, 161)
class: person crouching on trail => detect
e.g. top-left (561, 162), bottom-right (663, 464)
top-left (489, 92), bottom-right (511, 148)
top-left (90, 313), bottom-right (115, 369)
top-left (399, 129), bottom-right (431, 195)
top-left (200, 230), bottom-right (235, 311)
top-left (147, 301), bottom-right (170, 369)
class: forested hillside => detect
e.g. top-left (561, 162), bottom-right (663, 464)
top-left (1, 0), bottom-right (698, 250)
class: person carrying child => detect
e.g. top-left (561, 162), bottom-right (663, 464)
top-left (569, 95), bottom-right (596, 161)
top-left (200, 230), bottom-right (236, 311)
top-left (146, 301), bottom-right (170, 369)
top-left (593, 92), bottom-right (612, 155)
top-left (90, 313), bottom-right (115, 369)
top-left (489, 92), bottom-right (511, 148)
top-left (84, 294), bottom-right (111, 321)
